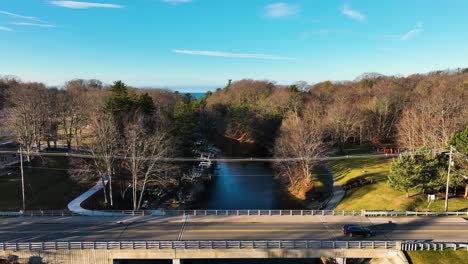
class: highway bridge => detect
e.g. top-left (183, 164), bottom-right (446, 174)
top-left (0, 212), bottom-right (467, 264)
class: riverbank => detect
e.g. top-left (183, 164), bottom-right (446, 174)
top-left (192, 137), bottom-right (334, 210)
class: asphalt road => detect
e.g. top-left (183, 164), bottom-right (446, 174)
top-left (0, 215), bottom-right (466, 242)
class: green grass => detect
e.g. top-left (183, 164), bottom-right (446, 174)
top-left (330, 151), bottom-right (410, 210)
top-left (330, 147), bottom-right (468, 211)
top-left (0, 157), bottom-right (88, 210)
top-left (405, 250), bottom-right (468, 264)
top-left (330, 155), bottom-right (393, 186)
top-left (311, 165), bottom-right (333, 202)
top-left (415, 197), bottom-right (468, 212)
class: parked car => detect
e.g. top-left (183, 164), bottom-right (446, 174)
top-left (342, 224), bottom-right (373, 237)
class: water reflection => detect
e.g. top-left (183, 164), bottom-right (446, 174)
top-left (194, 138), bottom-right (303, 209)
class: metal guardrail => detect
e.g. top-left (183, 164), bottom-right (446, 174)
top-left (0, 210), bottom-right (466, 217)
top-left (401, 242), bottom-right (468, 251)
top-left (363, 211), bottom-right (468, 217)
top-left (1, 240), bottom-right (467, 252)
top-left (0, 240), bottom-right (396, 251)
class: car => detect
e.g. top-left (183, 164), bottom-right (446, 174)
top-left (342, 224), bottom-right (373, 237)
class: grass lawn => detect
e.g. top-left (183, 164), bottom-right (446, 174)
top-left (330, 146), bottom-right (468, 211)
top-left (311, 165), bottom-right (333, 202)
top-left (405, 250), bottom-right (468, 264)
top-left (0, 156), bottom-right (88, 210)
top-left (415, 196), bottom-right (468, 212)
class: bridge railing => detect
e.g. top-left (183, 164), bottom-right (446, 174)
top-left (401, 242), bottom-right (468, 251)
top-left (363, 211), bottom-right (468, 217)
top-left (0, 240), bottom-right (397, 251)
top-left (1, 210), bottom-right (467, 217)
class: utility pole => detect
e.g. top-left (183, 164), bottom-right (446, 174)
top-left (19, 147), bottom-right (26, 211)
top-left (444, 145), bottom-right (453, 212)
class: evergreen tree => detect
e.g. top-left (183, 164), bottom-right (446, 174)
top-left (389, 149), bottom-right (442, 197)
top-left (449, 127), bottom-right (468, 197)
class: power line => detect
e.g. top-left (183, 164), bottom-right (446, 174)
top-left (5, 165), bottom-right (91, 172)
top-left (5, 166), bottom-right (337, 177)
top-left (0, 148), bottom-right (447, 162)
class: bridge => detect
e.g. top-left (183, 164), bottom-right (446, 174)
top-left (0, 211), bottom-right (467, 264)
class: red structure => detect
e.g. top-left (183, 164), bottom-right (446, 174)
top-left (375, 145), bottom-right (401, 154)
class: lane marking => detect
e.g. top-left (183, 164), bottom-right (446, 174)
top-left (177, 214), bottom-right (189, 241)
top-left (2, 229), bottom-right (467, 234)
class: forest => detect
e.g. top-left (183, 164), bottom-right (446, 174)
top-left (1, 68), bottom-right (467, 208)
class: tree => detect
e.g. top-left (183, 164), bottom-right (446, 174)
top-left (274, 106), bottom-right (327, 199)
top-left (389, 150), bottom-right (442, 197)
top-left (124, 114), bottom-right (173, 210)
top-left (58, 81), bottom-right (95, 149)
top-left (173, 95), bottom-right (202, 153)
top-left (325, 96), bottom-right (361, 152)
top-left (7, 83), bottom-right (48, 161)
top-left (449, 127), bottom-right (468, 197)
top-left (89, 111), bottom-right (119, 206)
top-left (397, 82), bottom-right (467, 152)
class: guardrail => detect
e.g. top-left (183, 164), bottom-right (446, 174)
top-left (1, 210), bottom-right (466, 217)
top-left (363, 211), bottom-right (468, 217)
top-left (401, 242), bottom-right (468, 251)
top-left (0, 240), bottom-right (397, 251)
top-left (2, 240), bottom-right (467, 252)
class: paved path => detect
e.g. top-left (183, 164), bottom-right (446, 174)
top-left (67, 179), bottom-right (113, 216)
top-left (0, 215), bottom-right (466, 242)
top-left (323, 164), bottom-right (345, 210)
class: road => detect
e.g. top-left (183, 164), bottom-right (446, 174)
top-left (0, 215), bottom-right (466, 242)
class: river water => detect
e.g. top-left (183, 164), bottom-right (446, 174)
top-left (194, 138), bottom-right (303, 209)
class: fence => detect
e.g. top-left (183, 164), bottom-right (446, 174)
top-left (401, 242), bottom-right (468, 251)
top-left (1, 210), bottom-right (467, 217)
top-left (0, 240), bottom-right (396, 251)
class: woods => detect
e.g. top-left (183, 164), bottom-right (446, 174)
top-left (203, 70), bottom-right (468, 199)
top-left (1, 68), bottom-right (467, 206)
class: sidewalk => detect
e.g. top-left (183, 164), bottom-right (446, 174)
top-left (67, 179), bottom-right (117, 216)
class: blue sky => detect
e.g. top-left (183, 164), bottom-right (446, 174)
top-left (1, 0), bottom-right (467, 92)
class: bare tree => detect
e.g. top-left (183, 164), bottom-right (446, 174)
top-left (57, 81), bottom-right (95, 150)
top-left (88, 111), bottom-right (120, 205)
top-left (7, 83), bottom-right (48, 161)
top-left (326, 96), bottom-right (362, 152)
top-left (124, 115), bottom-right (173, 210)
top-left (274, 105), bottom-right (327, 199)
top-left (397, 84), bottom-right (467, 152)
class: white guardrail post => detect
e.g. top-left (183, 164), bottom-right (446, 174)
top-left (4, 241), bottom-right (468, 251)
top-left (2, 209), bottom-right (468, 217)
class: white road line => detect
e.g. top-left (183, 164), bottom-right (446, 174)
top-left (177, 214), bottom-right (188, 241)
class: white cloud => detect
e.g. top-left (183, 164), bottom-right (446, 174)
top-left (163, 0), bottom-right (192, 4)
top-left (49, 1), bottom-right (124, 9)
top-left (340, 4), bottom-right (365, 21)
top-left (0, 26), bottom-right (13, 31)
top-left (0, 10), bottom-right (38, 21)
top-left (173, 49), bottom-right (296, 60)
top-left (400, 22), bottom-right (423, 40)
top-left (10, 22), bottom-right (57, 28)
top-left (300, 29), bottom-right (351, 40)
top-left (264, 3), bottom-right (299, 18)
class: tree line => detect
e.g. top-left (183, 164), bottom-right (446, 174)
top-left (1, 68), bottom-right (467, 203)
top-left (0, 78), bottom-right (201, 209)
top-left (202, 70), bottom-right (468, 199)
